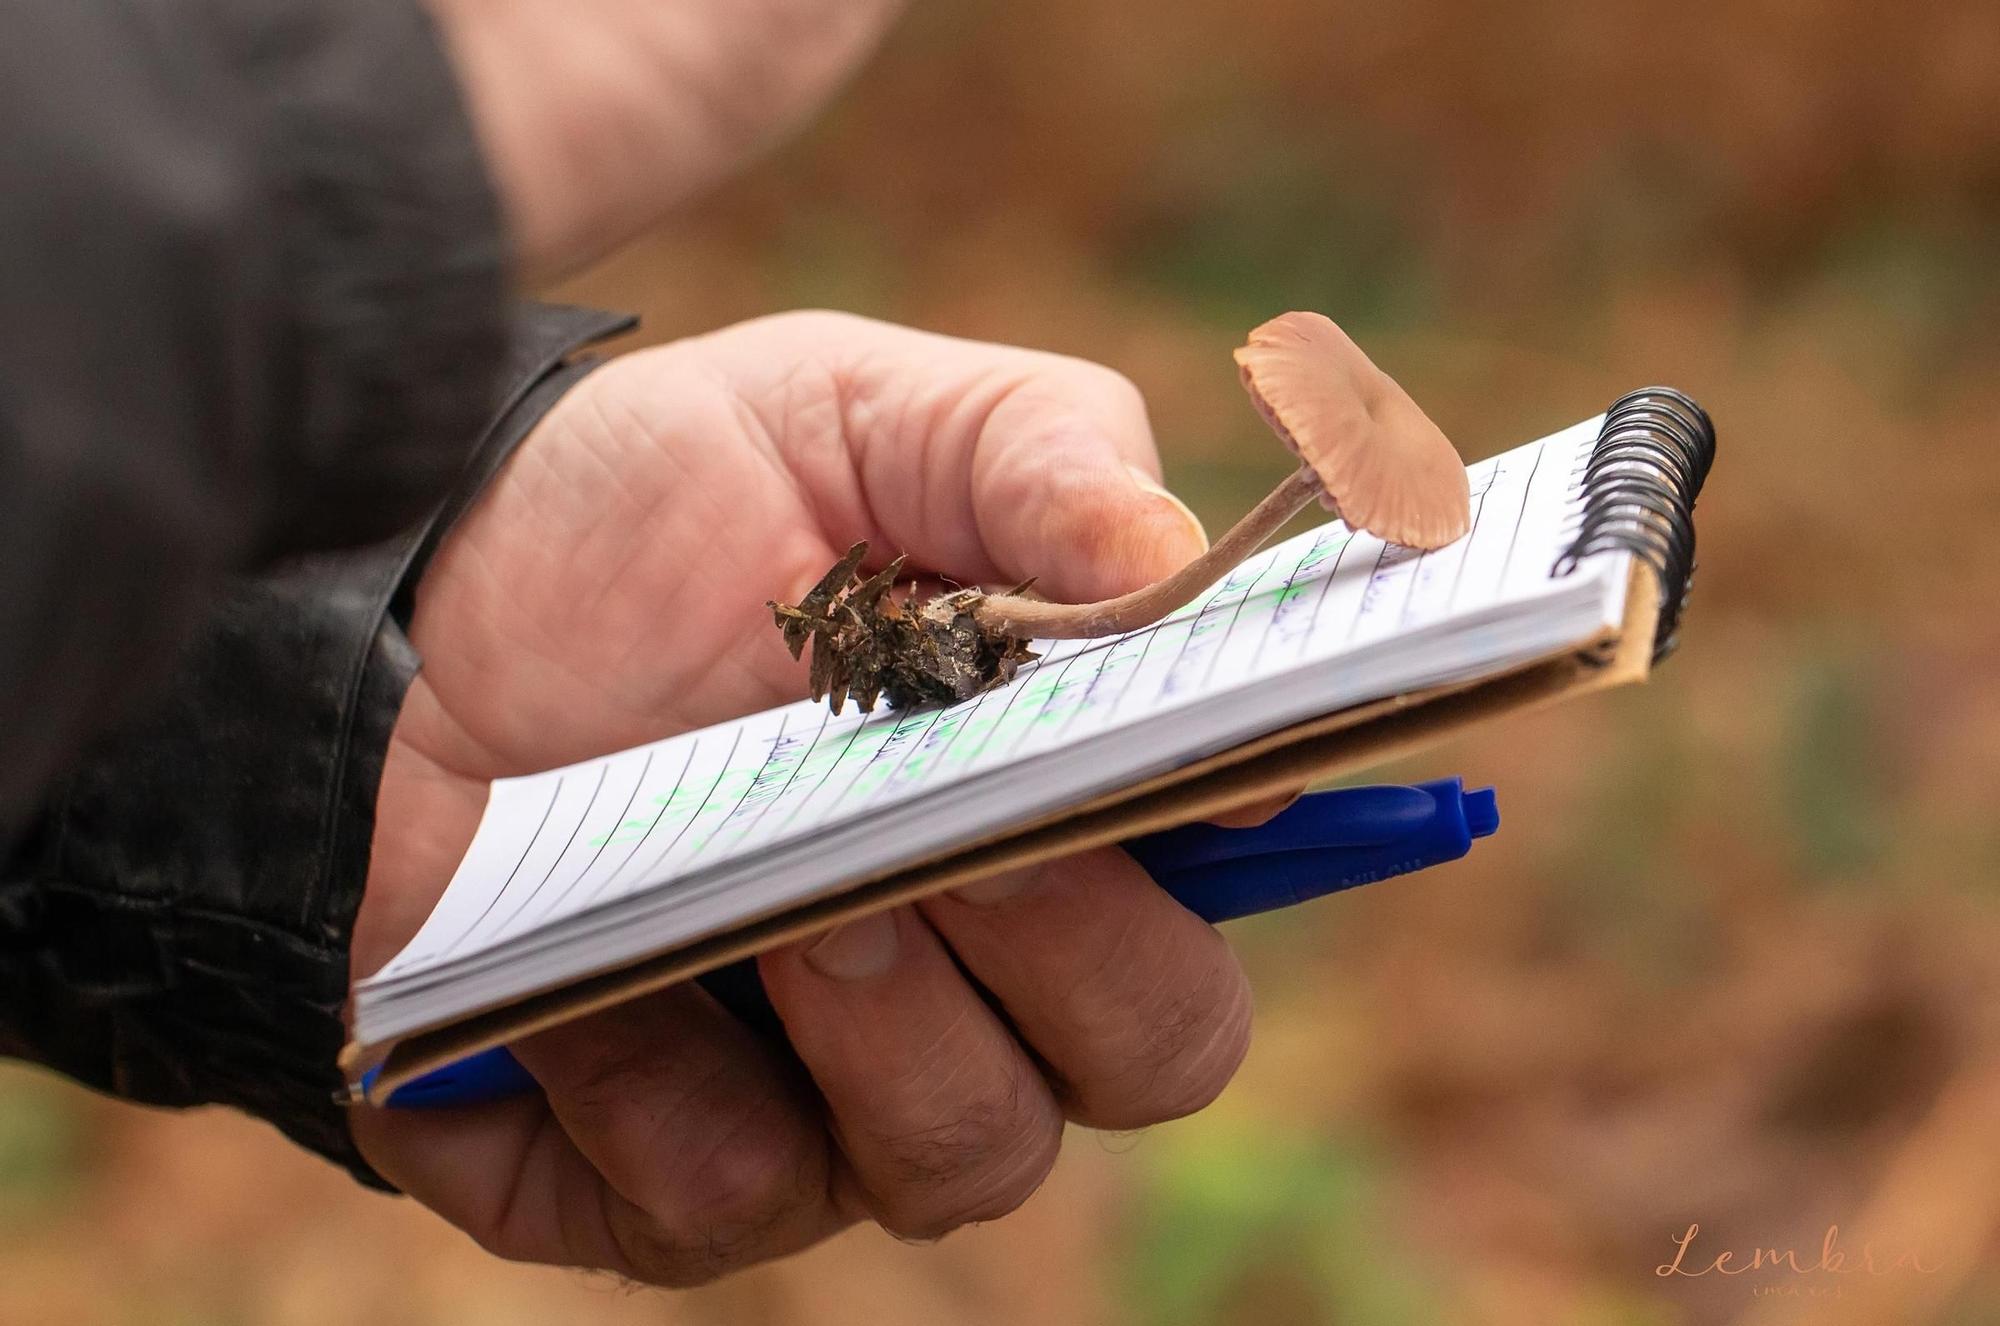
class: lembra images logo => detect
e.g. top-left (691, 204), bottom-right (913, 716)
top-left (1658, 1223), bottom-right (1939, 1298)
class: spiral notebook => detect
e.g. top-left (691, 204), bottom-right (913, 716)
top-left (348, 388), bottom-right (1716, 1093)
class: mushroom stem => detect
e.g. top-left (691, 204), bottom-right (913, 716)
top-left (973, 463), bottom-right (1326, 639)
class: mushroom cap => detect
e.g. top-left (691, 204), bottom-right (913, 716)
top-left (1233, 311), bottom-right (1471, 549)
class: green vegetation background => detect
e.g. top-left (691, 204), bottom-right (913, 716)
top-left (5, 2), bottom-right (1996, 1322)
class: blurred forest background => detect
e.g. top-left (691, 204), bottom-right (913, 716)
top-left (4, 0), bottom-right (1997, 1323)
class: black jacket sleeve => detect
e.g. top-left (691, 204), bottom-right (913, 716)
top-left (0, 305), bottom-right (636, 1187)
top-left (0, 0), bottom-right (507, 831)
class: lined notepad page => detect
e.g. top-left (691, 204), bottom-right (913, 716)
top-left (357, 415), bottom-right (1629, 1041)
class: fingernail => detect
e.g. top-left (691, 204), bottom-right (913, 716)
top-left (951, 865), bottom-right (1045, 907)
top-left (804, 911), bottom-right (901, 981)
top-left (1126, 465), bottom-right (1209, 553)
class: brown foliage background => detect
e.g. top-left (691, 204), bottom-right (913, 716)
top-left (4, 1), bottom-right (1997, 1322)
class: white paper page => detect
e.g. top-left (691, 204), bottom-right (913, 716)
top-left (364, 417), bottom-right (1613, 1011)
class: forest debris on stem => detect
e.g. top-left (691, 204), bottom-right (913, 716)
top-left (769, 543), bottom-right (1038, 714)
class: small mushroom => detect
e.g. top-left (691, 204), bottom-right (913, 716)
top-left (973, 311), bottom-right (1470, 636)
top-left (1233, 311), bottom-right (1470, 549)
top-left (772, 311), bottom-right (1472, 711)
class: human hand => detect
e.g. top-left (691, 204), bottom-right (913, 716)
top-left (350, 312), bottom-right (1257, 1284)
top-left (426, 0), bottom-right (907, 278)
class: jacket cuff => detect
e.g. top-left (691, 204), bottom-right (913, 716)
top-left (0, 305), bottom-right (634, 1187)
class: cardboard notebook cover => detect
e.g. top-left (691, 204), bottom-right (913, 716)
top-left (352, 567), bottom-right (1661, 1096)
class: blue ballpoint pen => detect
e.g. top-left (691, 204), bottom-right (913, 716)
top-left (366, 776), bottom-right (1498, 1107)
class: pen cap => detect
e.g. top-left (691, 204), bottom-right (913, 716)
top-left (1127, 779), bottom-right (1500, 924)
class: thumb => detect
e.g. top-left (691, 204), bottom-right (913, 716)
top-left (969, 380), bottom-right (1210, 604)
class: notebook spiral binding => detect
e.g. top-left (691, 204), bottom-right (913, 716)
top-left (1552, 386), bottom-right (1717, 661)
